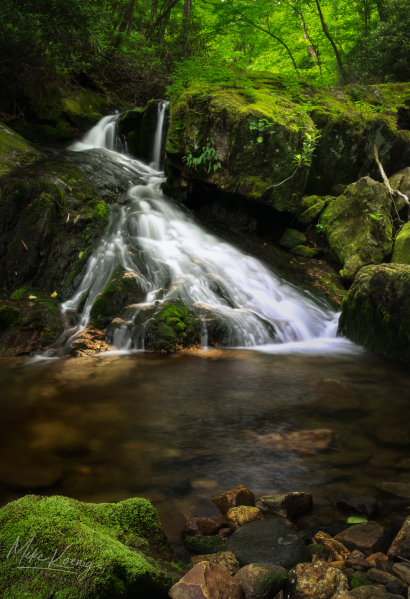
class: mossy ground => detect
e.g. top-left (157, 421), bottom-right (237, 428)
top-left (0, 494), bottom-right (180, 599)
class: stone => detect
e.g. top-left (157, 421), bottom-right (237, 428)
top-left (287, 561), bottom-right (349, 599)
top-left (350, 572), bottom-right (371, 589)
top-left (0, 122), bottom-right (40, 177)
top-left (90, 270), bottom-right (146, 328)
top-left (337, 264), bottom-right (410, 361)
top-left (279, 228), bottom-right (306, 249)
top-left (182, 515), bottom-right (228, 537)
top-left (69, 325), bottom-right (111, 357)
top-left (392, 563), bottom-right (410, 585)
top-left (377, 483), bottom-right (410, 499)
top-left (331, 184), bottom-right (347, 197)
top-left (366, 568), bottom-right (407, 595)
top-left (169, 561), bottom-right (244, 599)
top-left (213, 486), bottom-right (256, 515)
top-left (376, 426), bottom-right (410, 446)
top-left (189, 551), bottom-right (240, 576)
top-left (312, 531), bottom-right (350, 562)
top-left (339, 586), bottom-right (404, 598)
top-left (387, 516), bottom-right (410, 560)
top-left (335, 524), bottom-right (390, 557)
top-left (296, 514), bottom-right (323, 530)
top-left (321, 177), bottom-right (393, 280)
top-left (349, 551), bottom-right (366, 560)
top-left (389, 168), bottom-right (410, 213)
top-left (0, 494), bottom-right (180, 598)
top-left (256, 492), bottom-right (313, 521)
top-left (218, 527), bottom-right (234, 541)
top-left (297, 201), bottom-right (325, 226)
top-left (226, 519), bottom-right (309, 570)
top-left (184, 535), bottom-right (226, 554)
top-left (336, 498), bottom-right (379, 519)
top-left (290, 245), bottom-right (317, 259)
top-left (234, 563), bottom-right (288, 599)
top-left (227, 506), bottom-right (263, 526)
top-left (366, 552), bottom-right (389, 571)
top-left (330, 561), bottom-right (347, 570)
top-left (256, 430), bottom-right (334, 455)
top-left (345, 559), bottom-right (372, 571)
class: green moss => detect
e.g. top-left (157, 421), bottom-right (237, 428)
top-left (0, 494), bottom-right (179, 599)
top-left (183, 535), bottom-right (226, 554)
top-left (90, 270), bottom-right (146, 326)
top-left (290, 245), bottom-right (317, 258)
top-left (298, 201), bottom-right (325, 226)
top-left (257, 571), bottom-right (288, 595)
top-left (392, 222), bottom-right (410, 264)
top-left (93, 201), bottom-right (110, 222)
top-left (0, 306), bottom-right (23, 330)
top-left (350, 572), bottom-right (371, 589)
top-left (0, 123), bottom-right (40, 177)
top-left (10, 287), bottom-right (29, 300)
top-left (279, 228), bottom-right (306, 249)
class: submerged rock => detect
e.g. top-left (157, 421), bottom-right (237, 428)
top-left (90, 269), bottom-right (146, 328)
top-left (256, 429), bottom-right (334, 455)
top-left (255, 492), bottom-right (313, 522)
top-left (337, 264), bottom-right (410, 360)
top-left (321, 177), bottom-right (393, 280)
top-left (227, 506), bottom-right (263, 526)
top-left (0, 494), bottom-right (181, 598)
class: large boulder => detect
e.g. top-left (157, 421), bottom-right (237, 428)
top-left (320, 177), bottom-right (393, 280)
top-left (0, 122), bottom-right (40, 177)
top-left (118, 100), bottom-right (165, 163)
top-left (0, 494), bottom-right (181, 598)
top-left (165, 76), bottom-right (316, 214)
top-left (391, 222), bottom-right (410, 264)
top-left (337, 264), bottom-right (410, 360)
top-left (226, 519), bottom-right (309, 570)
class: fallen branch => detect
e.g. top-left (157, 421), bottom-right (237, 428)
top-left (374, 144), bottom-right (410, 208)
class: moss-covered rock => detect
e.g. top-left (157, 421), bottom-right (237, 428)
top-left (0, 123), bottom-right (40, 177)
top-left (338, 264), bottom-right (410, 360)
top-left (321, 177), bottom-right (393, 280)
top-left (392, 222), bottom-right (410, 264)
top-left (183, 535), bottom-right (226, 554)
top-left (350, 572), bottom-right (371, 589)
top-left (166, 78), bottom-right (315, 213)
top-left (298, 201), bottom-right (325, 226)
top-left (290, 245), bottom-right (317, 259)
top-left (0, 494), bottom-right (181, 599)
top-left (0, 306), bottom-right (23, 330)
top-left (118, 101), bottom-right (162, 162)
top-left (279, 229), bottom-right (306, 249)
top-left (90, 270), bottom-right (147, 327)
top-left (390, 167), bottom-right (410, 214)
top-left (133, 299), bottom-right (202, 353)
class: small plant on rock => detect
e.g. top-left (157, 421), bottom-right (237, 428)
top-left (183, 138), bottom-right (221, 174)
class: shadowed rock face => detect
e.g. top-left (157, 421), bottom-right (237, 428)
top-left (338, 263), bottom-right (410, 361)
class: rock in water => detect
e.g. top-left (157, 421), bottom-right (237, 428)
top-left (387, 515), bottom-right (410, 560)
top-left (234, 563), bottom-right (288, 599)
top-left (256, 430), bottom-right (334, 455)
top-left (256, 492), bottom-right (313, 521)
top-left (0, 494), bottom-right (181, 598)
top-left (182, 515), bottom-right (228, 537)
top-left (334, 524), bottom-right (390, 557)
top-left (169, 562), bottom-right (244, 599)
top-left (226, 519), bottom-right (309, 569)
top-left (335, 497), bottom-right (378, 519)
top-left (312, 531), bottom-right (350, 562)
top-left (321, 177), bottom-right (392, 280)
top-left (189, 551), bottom-right (240, 576)
top-left (227, 506), bottom-right (263, 526)
top-left (287, 561), bottom-right (349, 599)
top-left (391, 222), bottom-right (410, 265)
top-left (213, 485), bottom-right (256, 514)
top-left (338, 586), bottom-right (404, 598)
top-left (338, 264), bottom-right (410, 361)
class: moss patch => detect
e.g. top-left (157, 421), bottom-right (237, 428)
top-left (0, 306), bottom-right (23, 330)
top-left (183, 535), bottom-right (226, 554)
top-left (392, 222), bottom-right (410, 264)
top-left (0, 123), bottom-right (40, 177)
top-left (90, 270), bottom-right (146, 327)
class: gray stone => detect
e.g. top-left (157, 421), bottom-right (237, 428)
top-left (393, 562), bottom-right (410, 585)
top-left (336, 497), bottom-right (378, 519)
top-left (226, 519), bottom-right (309, 570)
top-left (234, 563), bottom-right (288, 599)
top-left (339, 586), bottom-right (404, 598)
top-left (388, 516), bottom-right (410, 560)
top-left (366, 567), bottom-right (406, 596)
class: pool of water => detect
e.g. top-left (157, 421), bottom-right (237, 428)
top-left (1, 347), bottom-right (410, 557)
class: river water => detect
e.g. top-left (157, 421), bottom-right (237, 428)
top-left (1, 105), bottom-right (410, 557)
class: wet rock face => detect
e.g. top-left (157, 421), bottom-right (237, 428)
top-left (182, 515), bottom-right (228, 537)
top-left (334, 524), bottom-right (390, 558)
top-left (0, 122), bottom-right (40, 177)
top-left (321, 177), bottom-right (393, 280)
top-left (392, 222), bottom-right (410, 265)
top-left (255, 492), bottom-right (313, 522)
top-left (169, 561), bottom-right (244, 599)
top-left (189, 551), bottom-right (240, 576)
top-left (234, 563), bottom-right (288, 599)
top-left (287, 561), bottom-right (349, 599)
top-left (337, 264), bottom-right (410, 361)
top-left (387, 515), bottom-right (410, 560)
top-left (212, 486), bottom-right (256, 515)
top-left (69, 325), bottom-right (111, 357)
top-left (226, 519), bottom-right (309, 570)
top-left (118, 100), bottom-right (164, 162)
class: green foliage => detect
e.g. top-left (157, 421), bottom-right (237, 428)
top-left (293, 130), bottom-right (321, 167)
top-left (93, 201), bottom-right (110, 222)
top-left (183, 138), bottom-right (221, 174)
top-left (10, 287), bottom-right (28, 301)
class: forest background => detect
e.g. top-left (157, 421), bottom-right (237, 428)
top-left (0, 0), bottom-right (409, 112)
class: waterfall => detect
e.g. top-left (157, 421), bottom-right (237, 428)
top-left (55, 103), bottom-right (342, 355)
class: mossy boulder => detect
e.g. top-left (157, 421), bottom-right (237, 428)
top-left (392, 222), bottom-right (410, 264)
top-left (298, 200), bottom-right (325, 226)
top-left (166, 77), bottom-right (315, 213)
top-left (133, 299), bottom-right (202, 353)
top-left (90, 270), bottom-right (147, 327)
top-left (290, 245), bottom-right (317, 259)
top-left (0, 306), bottom-right (23, 330)
top-left (0, 123), bottom-right (40, 177)
top-left (390, 167), bottom-right (410, 214)
top-left (183, 535), bottom-right (226, 554)
top-left (0, 494), bottom-right (181, 599)
top-left (338, 264), bottom-right (410, 360)
top-left (279, 229), bottom-right (306, 249)
top-left (321, 177), bottom-right (393, 280)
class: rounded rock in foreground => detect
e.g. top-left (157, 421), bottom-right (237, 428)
top-left (234, 563), bottom-right (288, 599)
top-left (169, 561), bottom-right (244, 599)
top-left (288, 561), bottom-right (349, 599)
top-left (226, 519), bottom-right (309, 570)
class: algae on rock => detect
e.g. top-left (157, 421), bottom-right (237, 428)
top-left (392, 223), bottom-right (410, 265)
top-left (0, 123), bottom-right (40, 177)
top-left (338, 264), bottom-right (410, 361)
top-left (321, 177), bottom-right (393, 280)
top-left (0, 494), bottom-right (180, 599)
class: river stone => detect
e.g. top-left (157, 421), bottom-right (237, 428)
top-left (321, 177), bottom-right (392, 280)
top-left (189, 551), bottom-right (240, 576)
top-left (256, 492), bottom-right (313, 522)
top-left (234, 563), bottom-right (288, 599)
top-left (377, 482), bottom-right (410, 499)
top-left (227, 506), bottom-right (263, 526)
top-left (290, 245), bottom-right (317, 258)
top-left (182, 515), bottom-right (228, 537)
top-left (169, 561), bottom-right (244, 599)
top-left (297, 201), bottom-right (325, 226)
top-left (337, 264), bottom-right (410, 361)
top-left (256, 430), bottom-right (334, 455)
top-left (279, 229), bottom-right (306, 249)
top-left (213, 485), bottom-right (256, 515)
top-left (335, 497), bottom-right (379, 519)
top-left (226, 519), bottom-right (309, 569)
top-left (387, 516), bottom-right (410, 560)
top-left (335, 524), bottom-right (390, 557)
top-left (339, 587), bottom-right (404, 598)
top-left (313, 531), bottom-right (350, 562)
top-left (288, 561), bottom-right (349, 599)
top-left (392, 562), bottom-right (410, 585)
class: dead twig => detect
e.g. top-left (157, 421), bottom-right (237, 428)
top-left (21, 239), bottom-right (28, 250)
top-left (374, 144), bottom-right (410, 221)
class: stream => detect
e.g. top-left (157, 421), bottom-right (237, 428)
top-left (1, 105), bottom-right (410, 558)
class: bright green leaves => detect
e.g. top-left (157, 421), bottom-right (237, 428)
top-left (183, 138), bottom-right (221, 174)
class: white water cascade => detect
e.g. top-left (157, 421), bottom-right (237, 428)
top-left (56, 102), bottom-right (349, 356)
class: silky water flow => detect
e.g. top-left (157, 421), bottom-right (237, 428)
top-left (51, 102), bottom-right (346, 356)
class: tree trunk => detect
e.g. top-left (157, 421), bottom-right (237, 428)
top-left (150, 0), bottom-right (158, 25)
top-left (146, 0), bottom-right (180, 41)
top-left (314, 0), bottom-right (348, 81)
top-left (375, 0), bottom-right (388, 21)
top-left (183, 0), bottom-right (191, 21)
top-left (297, 9), bottom-right (320, 66)
top-left (159, 0), bottom-right (172, 45)
top-left (117, 0), bottom-right (136, 34)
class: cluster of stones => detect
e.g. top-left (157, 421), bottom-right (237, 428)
top-left (170, 485), bottom-right (410, 599)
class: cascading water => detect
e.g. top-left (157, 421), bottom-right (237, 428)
top-left (55, 102), bottom-right (344, 355)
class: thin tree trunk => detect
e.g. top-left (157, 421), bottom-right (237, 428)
top-left (314, 0), bottom-right (348, 81)
top-left (117, 0), bottom-right (136, 34)
top-left (297, 9), bottom-right (320, 66)
top-left (159, 0), bottom-right (172, 45)
top-left (146, 0), bottom-right (180, 41)
top-left (375, 0), bottom-right (388, 21)
top-left (150, 0), bottom-right (158, 24)
top-left (183, 0), bottom-right (191, 21)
